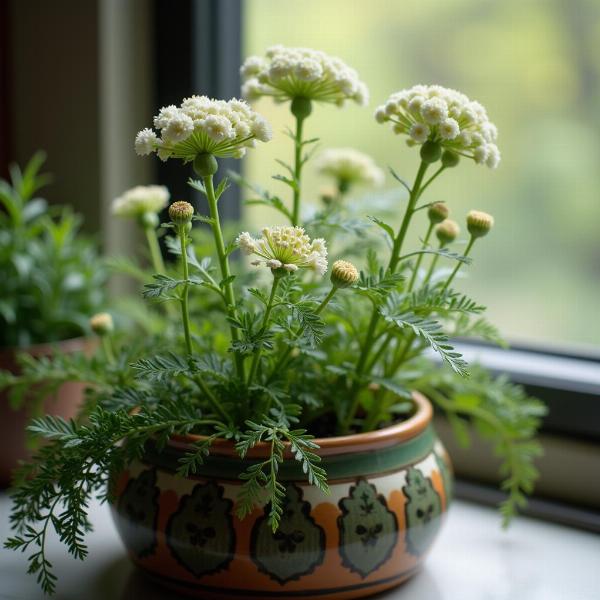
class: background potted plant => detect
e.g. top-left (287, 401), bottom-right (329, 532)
top-left (4, 47), bottom-right (545, 598)
top-left (0, 153), bottom-right (107, 486)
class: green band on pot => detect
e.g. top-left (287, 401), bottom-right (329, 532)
top-left (141, 425), bottom-right (436, 482)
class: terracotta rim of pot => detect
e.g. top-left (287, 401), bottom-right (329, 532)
top-left (0, 336), bottom-right (94, 371)
top-left (168, 391), bottom-right (432, 459)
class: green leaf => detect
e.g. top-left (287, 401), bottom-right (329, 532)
top-left (369, 376), bottom-right (412, 398)
top-left (380, 295), bottom-right (469, 376)
top-left (400, 247), bottom-right (472, 265)
top-left (131, 353), bottom-right (192, 382)
top-left (355, 270), bottom-right (405, 305)
top-left (177, 436), bottom-right (217, 477)
top-left (288, 301), bottom-right (325, 347)
top-left (389, 167), bottom-right (411, 193)
top-left (214, 177), bottom-right (230, 201)
top-left (368, 216), bottom-right (395, 244)
top-left (142, 274), bottom-right (185, 300)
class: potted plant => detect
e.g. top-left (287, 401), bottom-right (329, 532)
top-left (5, 47), bottom-right (545, 598)
top-left (0, 153), bottom-right (107, 486)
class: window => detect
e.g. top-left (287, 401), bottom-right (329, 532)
top-left (244, 0), bottom-right (600, 348)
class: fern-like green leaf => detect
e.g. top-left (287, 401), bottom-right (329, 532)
top-left (380, 296), bottom-right (468, 376)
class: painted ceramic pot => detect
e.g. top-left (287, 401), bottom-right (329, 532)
top-left (110, 392), bottom-right (452, 600)
top-left (0, 337), bottom-right (93, 487)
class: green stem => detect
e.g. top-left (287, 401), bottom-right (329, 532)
top-left (177, 231), bottom-right (229, 423)
top-left (203, 174), bottom-right (245, 380)
top-left (291, 115), bottom-right (305, 226)
top-left (440, 236), bottom-right (475, 295)
top-left (101, 336), bottom-right (115, 364)
top-left (340, 160), bottom-right (430, 434)
top-left (423, 243), bottom-right (444, 287)
top-left (247, 274), bottom-right (282, 387)
top-left (178, 228), bottom-right (193, 356)
top-left (265, 285), bottom-right (338, 386)
top-left (415, 165), bottom-right (445, 201)
top-left (408, 222), bottom-right (434, 291)
top-left (144, 225), bottom-right (166, 274)
top-left (388, 160), bottom-right (430, 272)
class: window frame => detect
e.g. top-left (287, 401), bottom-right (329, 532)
top-left (154, 0), bottom-right (600, 527)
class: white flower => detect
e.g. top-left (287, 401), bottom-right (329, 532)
top-left (240, 55), bottom-right (265, 78)
top-left (111, 185), bottom-right (170, 219)
top-left (202, 114), bottom-right (235, 142)
top-left (240, 46), bottom-right (368, 107)
top-left (315, 148), bottom-right (384, 189)
top-left (421, 98), bottom-right (448, 124)
top-left (154, 105), bottom-right (179, 129)
top-left (135, 128), bottom-right (159, 156)
top-left (135, 96), bottom-right (271, 163)
top-left (439, 118), bottom-right (459, 140)
top-left (374, 84), bottom-right (500, 168)
top-left (251, 116), bottom-right (272, 142)
top-left (161, 112), bottom-right (194, 144)
top-left (486, 144), bottom-right (501, 169)
top-left (410, 123), bottom-right (430, 143)
top-left (236, 226), bottom-right (328, 276)
top-left (374, 107), bottom-right (387, 123)
top-left (473, 145), bottom-right (489, 164)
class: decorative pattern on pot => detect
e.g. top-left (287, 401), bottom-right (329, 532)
top-left (110, 396), bottom-right (452, 600)
top-left (403, 467), bottom-right (442, 556)
top-left (166, 481), bottom-right (236, 577)
top-left (114, 468), bottom-right (159, 558)
top-left (337, 479), bottom-right (398, 577)
top-left (250, 483), bottom-right (325, 583)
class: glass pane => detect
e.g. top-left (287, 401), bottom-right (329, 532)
top-left (244, 0), bottom-right (600, 348)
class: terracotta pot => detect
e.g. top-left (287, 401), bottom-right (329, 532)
top-left (110, 392), bottom-right (452, 600)
top-left (0, 337), bottom-right (93, 487)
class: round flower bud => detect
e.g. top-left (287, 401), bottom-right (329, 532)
top-left (420, 140), bottom-right (441, 164)
top-left (427, 202), bottom-right (449, 224)
top-left (291, 96), bottom-right (313, 121)
top-left (441, 150), bottom-right (460, 168)
top-left (90, 312), bottom-right (113, 336)
top-left (466, 210), bottom-right (494, 238)
top-left (169, 201), bottom-right (194, 226)
top-left (330, 259), bottom-right (359, 289)
top-left (436, 219), bottom-right (460, 246)
top-left (193, 153), bottom-right (218, 177)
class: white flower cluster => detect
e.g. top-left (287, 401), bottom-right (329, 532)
top-left (374, 85), bottom-right (500, 168)
top-left (237, 226), bottom-right (328, 276)
top-left (111, 185), bottom-right (169, 219)
top-left (241, 45), bottom-right (368, 106)
top-left (135, 96), bottom-right (272, 162)
top-left (315, 148), bottom-right (384, 188)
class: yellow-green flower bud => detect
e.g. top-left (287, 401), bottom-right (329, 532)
top-left (427, 202), bottom-right (449, 224)
top-left (466, 210), bottom-right (494, 238)
top-left (330, 259), bottom-right (359, 289)
top-left (435, 219), bottom-right (460, 246)
top-left (420, 140), bottom-right (441, 164)
top-left (193, 153), bottom-right (218, 177)
top-left (90, 312), bottom-right (113, 336)
top-left (441, 150), bottom-right (460, 168)
top-left (169, 201), bottom-right (194, 227)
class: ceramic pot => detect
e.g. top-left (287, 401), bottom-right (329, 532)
top-left (0, 337), bottom-right (93, 487)
top-left (111, 392), bottom-right (452, 600)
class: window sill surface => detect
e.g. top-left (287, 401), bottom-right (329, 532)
top-left (0, 493), bottom-right (597, 599)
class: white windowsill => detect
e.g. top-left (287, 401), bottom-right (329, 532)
top-left (0, 494), bottom-right (598, 599)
